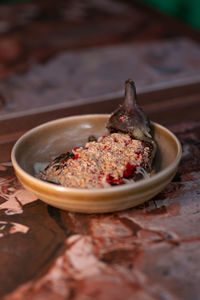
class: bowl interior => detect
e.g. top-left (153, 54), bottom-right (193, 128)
top-left (13, 114), bottom-right (179, 182)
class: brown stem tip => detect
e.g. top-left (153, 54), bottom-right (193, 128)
top-left (106, 79), bottom-right (152, 141)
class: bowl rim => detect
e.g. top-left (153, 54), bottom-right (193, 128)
top-left (11, 114), bottom-right (182, 195)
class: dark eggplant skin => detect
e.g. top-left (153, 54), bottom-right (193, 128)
top-left (44, 152), bottom-right (73, 171)
top-left (106, 79), bottom-right (157, 162)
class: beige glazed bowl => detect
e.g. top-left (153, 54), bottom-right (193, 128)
top-left (11, 114), bottom-right (182, 213)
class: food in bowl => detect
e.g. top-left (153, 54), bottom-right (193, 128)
top-left (37, 79), bottom-right (157, 189)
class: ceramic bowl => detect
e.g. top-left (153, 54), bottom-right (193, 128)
top-left (11, 114), bottom-right (182, 213)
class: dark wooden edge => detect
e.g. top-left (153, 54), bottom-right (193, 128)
top-left (1, 81), bottom-right (200, 133)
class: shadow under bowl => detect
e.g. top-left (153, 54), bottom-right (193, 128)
top-left (11, 114), bottom-right (182, 213)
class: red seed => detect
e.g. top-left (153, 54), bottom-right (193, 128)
top-left (135, 150), bottom-right (142, 155)
top-left (123, 162), bottom-right (137, 178)
top-left (62, 160), bottom-right (66, 164)
top-left (119, 116), bottom-right (124, 121)
top-left (106, 174), bottom-right (123, 185)
top-left (117, 178), bottom-right (124, 184)
top-left (72, 154), bottom-right (79, 160)
top-left (114, 138), bottom-right (118, 142)
top-left (106, 174), bottom-right (114, 184)
top-left (73, 147), bottom-right (78, 152)
top-left (85, 147), bottom-right (88, 149)
top-left (100, 172), bottom-right (105, 175)
top-left (104, 145), bottom-right (107, 149)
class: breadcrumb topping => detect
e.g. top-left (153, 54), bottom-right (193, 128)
top-left (38, 133), bottom-right (152, 189)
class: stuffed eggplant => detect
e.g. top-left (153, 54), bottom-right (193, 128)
top-left (37, 79), bottom-right (156, 188)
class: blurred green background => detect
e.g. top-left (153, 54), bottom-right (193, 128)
top-left (140, 0), bottom-right (200, 29)
top-left (0, 0), bottom-right (200, 30)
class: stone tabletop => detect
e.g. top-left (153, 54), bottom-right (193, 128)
top-left (0, 121), bottom-right (200, 300)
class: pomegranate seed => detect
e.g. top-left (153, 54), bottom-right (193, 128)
top-left (106, 174), bottom-right (123, 185)
top-left (72, 154), bottom-right (79, 160)
top-left (117, 178), bottom-right (124, 184)
top-left (123, 162), bottom-right (137, 178)
top-left (135, 150), bottom-right (142, 155)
